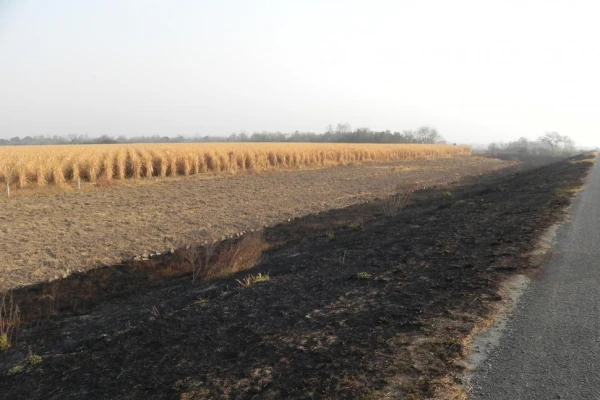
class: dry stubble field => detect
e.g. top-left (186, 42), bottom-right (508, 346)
top-left (0, 155), bottom-right (515, 291)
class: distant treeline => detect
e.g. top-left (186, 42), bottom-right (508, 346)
top-left (0, 125), bottom-right (447, 146)
top-left (488, 133), bottom-right (577, 156)
top-left (229, 125), bottom-right (446, 144)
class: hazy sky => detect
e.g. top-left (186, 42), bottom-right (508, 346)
top-left (1, 1), bottom-right (599, 146)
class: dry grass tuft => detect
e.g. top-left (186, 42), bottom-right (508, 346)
top-left (0, 291), bottom-right (20, 351)
top-left (204, 233), bottom-right (269, 281)
top-left (570, 159), bottom-right (595, 165)
top-left (236, 272), bottom-right (270, 287)
top-left (382, 185), bottom-right (415, 217)
top-left (177, 239), bottom-right (217, 284)
top-left (174, 232), bottom-right (269, 283)
top-left (570, 152), bottom-right (598, 166)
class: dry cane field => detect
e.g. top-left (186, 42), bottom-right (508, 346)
top-left (0, 143), bottom-right (471, 189)
top-left (0, 142), bottom-right (519, 291)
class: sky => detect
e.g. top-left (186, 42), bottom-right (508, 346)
top-left (1, 0), bottom-right (599, 147)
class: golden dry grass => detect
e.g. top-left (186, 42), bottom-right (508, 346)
top-left (0, 143), bottom-right (470, 191)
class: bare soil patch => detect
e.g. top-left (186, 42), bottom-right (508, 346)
top-left (1, 156), bottom-right (512, 291)
top-left (0, 154), bottom-right (592, 399)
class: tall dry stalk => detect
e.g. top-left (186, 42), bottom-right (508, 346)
top-left (128, 148), bottom-right (142, 179)
top-left (101, 152), bottom-right (114, 181)
top-left (190, 154), bottom-right (200, 175)
top-left (35, 159), bottom-right (48, 186)
top-left (168, 152), bottom-right (178, 177)
top-left (69, 159), bottom-right (80, 183)
top-left (243, 152), bottom-right (255, 171)
top-left (15, 163), bottom-right (28, 188)
top-left (0, 162), bottom-right (16, 194)
top-left (205, 152), bottom-right (219, 172)
top-left (140, 150), bottom-right (154, 178)
top-left (180, 156), bottom-right (191, 176)
top-left (115, 150), bottom-right (126, 180)
top-left (86, 155), bottom-right (100, 183)
top-left (157, 152), bottom-right (168, 177)
top-left (51, 157), bottom-right (66, 186)
top-left (218, 153), bottom-right (229, 172)
top-left (0, 292), bottom-right (20, 351)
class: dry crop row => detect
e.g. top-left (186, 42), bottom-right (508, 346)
top-left (0, 143), bottom-right (471, 189)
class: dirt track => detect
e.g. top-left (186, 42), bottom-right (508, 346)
top-left (0, 156), bottom-right (512, 291)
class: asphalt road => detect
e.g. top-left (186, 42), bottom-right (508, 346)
top-left (472, 159), bottom-right (600, 400)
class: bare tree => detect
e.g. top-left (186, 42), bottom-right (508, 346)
top-left (490, 133), bottom-right (576, 156)
top-left (488, 142), bottom-right (502, 154)
top-left (561, 135), bottom-right (575, 154)
top-left (539, 132), bottom-right (563, 154)
top-left (414, 126), bottom-right (445, 144)
top-left (335, 123), bottom-right (352, 134)
top-left (539, 132), bottom-right (577, 155)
